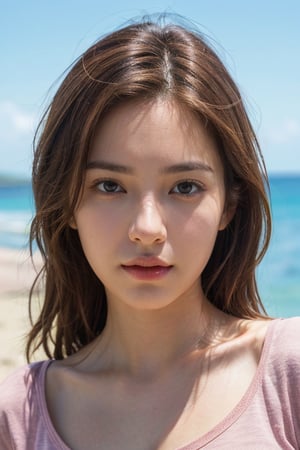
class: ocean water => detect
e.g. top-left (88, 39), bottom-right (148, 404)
top-left (0, 176), bottom-right (299, 318)
top-left (257, 176), bottom-right (300, 317)
top-left (0, 183), bottom-right (34, 249)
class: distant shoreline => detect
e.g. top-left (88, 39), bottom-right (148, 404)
top-left (0, 174), bottom-right (30, 187)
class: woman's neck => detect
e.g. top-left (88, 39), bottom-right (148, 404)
top-left (86, 290), bottom-right (229, 379)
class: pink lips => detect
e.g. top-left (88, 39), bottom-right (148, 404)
top-left (121, 257), bottom-right (172, 281)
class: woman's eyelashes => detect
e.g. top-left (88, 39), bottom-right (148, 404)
top-left (90, 178), bottom-right (205, 196)
top-left (93, 179), bottom-right (126, 193)
top-left (170, 180), bottom-right (205, 196)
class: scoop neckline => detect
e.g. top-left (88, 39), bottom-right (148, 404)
top-left (36, 318), bottom-right (281, 450)
top-left (177, 318), bottom-right (279, 449)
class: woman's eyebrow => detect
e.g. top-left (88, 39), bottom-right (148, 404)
top-left (86, 160), bottom-right (134, 174)
top-left (86, 160), bottom-right (213, 174)
top-left (161, 162), bottom-right (214, 174)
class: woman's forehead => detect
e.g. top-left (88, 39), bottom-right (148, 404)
top-left (91, 98), bottom-right (216, 150)
top-left (88, 98), bottom-right (224, 177)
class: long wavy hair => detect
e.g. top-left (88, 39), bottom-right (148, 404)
top-left (27, 17), bottom-right (272, 361)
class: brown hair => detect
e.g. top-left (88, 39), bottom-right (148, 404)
top-left (27, 17), bottom-right (271, 361)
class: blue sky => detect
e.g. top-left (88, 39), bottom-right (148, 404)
top-left (1, 0), bottom-right (299, 176)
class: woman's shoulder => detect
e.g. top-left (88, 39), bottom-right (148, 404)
top-left (268, 317), bottom-right (300, 355)
top-left (240, 317), bottom-right (300, 379)
top-left (266, 317), bottom-right (300, 367)
top-left (0, 360), bottom-right (50, 420)
top-left (0, 361), bottom-right (46, 394)
top-left (0, 360), bottom-right (57, 449)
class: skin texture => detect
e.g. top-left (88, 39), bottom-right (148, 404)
top-left (73, 99), bottom-right (229, 314)
top-left (46, 99), bottom-right (270, 450)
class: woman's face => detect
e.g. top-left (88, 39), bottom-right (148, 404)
top-left (72, 99), bottom-right (231, 311)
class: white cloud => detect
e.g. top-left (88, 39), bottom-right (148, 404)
top-left (266, 118), bottom-right (300, 144)
top-left (0, 101), bottom-right (36, 138)
top-left (259, 118), bottom-right (300, 173)
top-left (0, 101), bottom-right (37, 176)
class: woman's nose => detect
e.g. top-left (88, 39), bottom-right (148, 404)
top-left (128, 197), bottom-right (167, 245)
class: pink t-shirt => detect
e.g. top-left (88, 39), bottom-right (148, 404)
top-left (0, 317), bottom-right (300, 449)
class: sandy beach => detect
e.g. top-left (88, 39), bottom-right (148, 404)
top-left (0, 247), bottom-right (44, 382)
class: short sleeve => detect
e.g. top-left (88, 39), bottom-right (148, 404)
top-left (267, 317), bottom-right (300, 446)
top-left (0, 366), bottom-right (30, 449)
top-left (0, 408), bottom-right (13, 449)
top-left (0, 363), bottom-right (47, 450)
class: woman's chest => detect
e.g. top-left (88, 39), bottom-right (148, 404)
top-left (45, 354), bottom-right (260, 450)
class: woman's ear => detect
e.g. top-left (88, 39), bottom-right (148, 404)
top-left (218, 204), bottom-right (236, 231)
top-left (69, 216), bottom-right (77, 230)
top-left (218, 185), bottom-right (239, 231)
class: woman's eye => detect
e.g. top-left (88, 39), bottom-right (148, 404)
top-left (171, 181), bottom-right (202, 195)
top-left (96, 180), bottom-right (124, 193)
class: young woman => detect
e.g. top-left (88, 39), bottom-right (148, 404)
top-left (1, 17), bottom-right (299, 449)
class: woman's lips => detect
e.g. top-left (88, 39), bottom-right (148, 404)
top-left (121, 263), bottom-right (172, 280)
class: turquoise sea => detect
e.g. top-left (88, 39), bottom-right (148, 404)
top-left (0, 176), bottom-right (299, 318)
